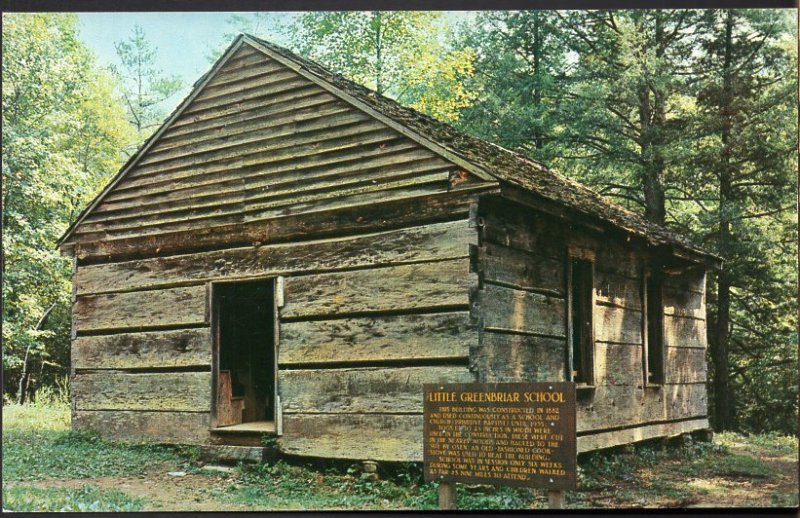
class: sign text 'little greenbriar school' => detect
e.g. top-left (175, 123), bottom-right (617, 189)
top-left (423, 382), bottom-right (577, 490)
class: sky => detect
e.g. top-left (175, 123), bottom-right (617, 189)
top-left (75, 12), bottom-right (476, 113)
top-left (76, 12), bottom-right (295, 110)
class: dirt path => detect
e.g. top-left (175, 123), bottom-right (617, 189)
top-left (585, 437), bottom-right (799, 509)
top-left (7, 440), bottom-right (799, 510)
top-left (5, 462), bottom-right (249, 512)
top-left (687, 436), bottom-right (799, 508)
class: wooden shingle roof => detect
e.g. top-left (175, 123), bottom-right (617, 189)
top-left (58, 34), bottom-right (720, 267)
top-left (244, 35), bottom-right (720, 266)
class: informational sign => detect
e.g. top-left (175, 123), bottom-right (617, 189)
top-left (423, 382), bottom-right (576, 490)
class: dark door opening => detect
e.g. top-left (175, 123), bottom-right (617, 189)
top-left (213, 279), bottom-right (276, 430)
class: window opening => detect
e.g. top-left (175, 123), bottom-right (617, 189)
top-left (570, 258), bottom-right (594, 384)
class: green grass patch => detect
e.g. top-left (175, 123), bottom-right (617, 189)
top-left (717, 431), bottom-right (799, 457)
top-left (2, 484), bottom-right (144, 512)
top-left (771, 490), bottom-right (800, 507)
top-left (2, 402), bottom-right (182, 481)
top-left (676, 452), bottom-right (779, 479)
top-left (3, 400), bottom-right (796, 510)
top-left (214, 460), bottom-right (538, 510)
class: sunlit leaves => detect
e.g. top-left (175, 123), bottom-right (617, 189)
top-left (284, 11), bottom-right (477, 123)
top-left (2, 13), bottom-right (136, 395)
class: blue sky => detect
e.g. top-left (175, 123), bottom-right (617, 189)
top-left (75, 12), bottom-right (475, 113)
top-left (76, 12), bottom-right (295, 110)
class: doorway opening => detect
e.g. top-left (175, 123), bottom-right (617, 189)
top-left (212, 278), bottom-right (276, 432)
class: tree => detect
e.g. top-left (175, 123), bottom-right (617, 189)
top-left (111, 24), bottom-right (182, 141)
top-left (283, 11), bottom-right (476, 122)
top-left (455, 11), bottom-right (569, 163)
top-left (685, 9), bottom-right (797, 432)
top-left (456, 9), bottom-right (798, 435)
top-left (206, 12), bottom-right (292, 63)
top-left (553, 10), bottom-right (705, 225)
top-left (2, 13), bottom-right (136, 399)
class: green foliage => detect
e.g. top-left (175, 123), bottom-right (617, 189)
top-left (2, 13), bottom-right (136, 398)
top-left (2, 401), bottom-right (181, 481)
top-left (111, 24), bottom-right (183, 140)
top-left (456, 11), bottom-right (569, 162)
top-left (716, 431), bottom-right (799, 457)
top-left (2, 485), bottom-right (144, 512)
top-left (260, 434), bottom-right (279, 448)
top-left (457, 10), bottom-right (798, 435)
top-left (3, 403), bottom-right (797, 509)
top-left (218, 459), bottom-right (535, 510)
top-left (679, 452), bottom-right (778, 478)
top-left (279, 11), bottom-right (476, 122)
top-left (690, 10), bottom-right (797, 434)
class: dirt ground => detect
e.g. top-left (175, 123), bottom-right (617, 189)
top-left (683, 438), bottom-right (798, 508)
top-left (4, 461), bottom-right (246, 511)
top-left (6, 438), bottom-right (799, 511)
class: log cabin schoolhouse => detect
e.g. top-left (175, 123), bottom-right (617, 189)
top-left (57, 34), bottom-right (721, 462)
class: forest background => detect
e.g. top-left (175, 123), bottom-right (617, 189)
top-left (2, 10), bottom-right (797, 436)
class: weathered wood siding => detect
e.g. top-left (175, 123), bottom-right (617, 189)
top-left (472, 198), bottom-right (569, 384)
top-left (275, 220), bottom-right (480, 460)
top-left (68, 40), bottom-right (492, 450)
top-left (472, 197), bottom-right (710, 453)
top-left (67, 40), bottom-right (709, 459)
top-left (67, 43), bottom-right (481, 255)
top-left (71, 219), bottom-right (482, 451)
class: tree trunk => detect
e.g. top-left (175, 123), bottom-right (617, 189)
top-left (711, 10), bottom-right (735, 432)
top-left (532, 11), bottom-right (543, 151)
top-left (374, 11), bottom-right (383, 96)
top-left (638, 12), bottom-right (667, 225)
top-left (17, 302), bottom-right (56, 405)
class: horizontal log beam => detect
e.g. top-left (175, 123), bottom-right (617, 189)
top-left (279, 311), bottom-right (475, 366)
top-left (74, 286), bottom-right (207, 332)
top-left (73, 410), bottom-right (211, 444)
top-left (578, 418), bottom-right (710, 453)
top-left (594, 304), bottom-right (643, 345)
top-left (72, 371), bottom-right (211, 412)
top-left (473, 332), bottom-right (566, 383)
top-left (280, 414), bottom-right (423, 462)
top-left (77, 219), bottom-right (474, 295)
top-left (279, 366), bottom-right (475, 414)
top-left (73, 328), bottom-right (211, 370)
top-left (479, 284), bottom-right (566, 338)
top-left (71, 187), bottom-right (494, 261)
top-left (664, 314), bottom-right (707, 348)
top-left (477, 243), bottom-right (564, 296)
top-left (282, 259), bottom-right (472, 319)
top-left (577, 383), bottom-right (707, 433)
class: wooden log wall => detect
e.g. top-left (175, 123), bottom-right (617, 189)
top-left (472, 197), bottom-right (710, 453)
top-left (71, 218), bottom-right (483, 457)
top-left (67, 41), bottom-right (710, 459)
top-left (470, 200), bottom-right (568, 383)
top-left (277, 220), bottom-right (480, 461)
top-left (68, 42), bottom-right (501, 455)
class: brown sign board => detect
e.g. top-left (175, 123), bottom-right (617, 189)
top-left (423, 382), bottom-right (577, 490)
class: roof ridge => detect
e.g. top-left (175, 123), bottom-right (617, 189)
top-left (243, 33), bottom-right (668, 237)
top-left (58, 32), bottom-right (720, 266)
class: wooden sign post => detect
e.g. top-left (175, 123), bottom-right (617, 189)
top-left (423, 382), bottom-right (577, 510)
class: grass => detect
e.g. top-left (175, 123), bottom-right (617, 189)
top-left (2, 401), bottom-right (183, 482)
top-left (212, 459), bottom-right (537, 510)
top-left (717, 431), bottom-right (799, 457)
top-left (2, 397), bottom-right (797, 510)
top-left (2, 485), bottom-right (143, 512)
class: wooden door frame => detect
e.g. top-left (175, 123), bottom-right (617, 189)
top-left (209, 276), bottom-right (282, 430)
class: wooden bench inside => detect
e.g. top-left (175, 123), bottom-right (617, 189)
top-left (216, 370), bottom-right (245, 427)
